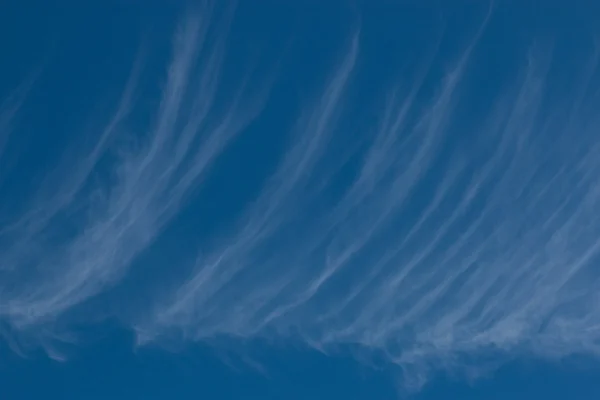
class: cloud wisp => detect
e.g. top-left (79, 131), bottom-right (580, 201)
top-left (1, 3), bottom-right (600, 389)
top-left (0, 7), bottom-right (267, 334)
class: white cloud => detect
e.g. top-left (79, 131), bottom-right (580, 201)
top-left (1, 3), bottom-right (600, 391)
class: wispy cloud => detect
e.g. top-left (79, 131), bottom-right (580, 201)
top-left (0, 68), bottom-right (42, 185)
top-left (0, 5), bottom-right (268, 334)
top-left (138, 9), bottom-right (600, 386)
top-left (1, 2), bottom-right (600, 391)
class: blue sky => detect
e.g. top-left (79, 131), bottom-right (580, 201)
top-left (1, 0), bottom-right (600, 399)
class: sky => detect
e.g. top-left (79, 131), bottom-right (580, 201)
top-left (1, 0), bottom-right (600, 399)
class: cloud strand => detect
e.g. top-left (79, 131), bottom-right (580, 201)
top-left (1, 3), bottom-right (600, 389)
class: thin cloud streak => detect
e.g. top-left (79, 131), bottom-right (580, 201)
top-left (141, 18), bottom-right (600, 385)
top-left (1, 4), bottom-right (599, 390)
top-left (0, 7), bottom-right (268, 332)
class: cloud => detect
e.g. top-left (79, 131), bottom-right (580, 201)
top-left (2, 2), bottom-right (600, 390)
top-left (0, 5), bottom-right (268, 331)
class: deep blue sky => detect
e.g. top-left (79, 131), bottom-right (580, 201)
top-left (2, 329), bottom-right (600, 400)
top-left (2, 0), bottom-right (600, 399)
